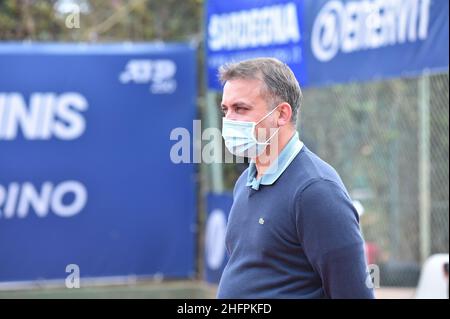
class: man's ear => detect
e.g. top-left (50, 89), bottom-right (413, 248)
top-left (277, 102), bottom-right (293, 126)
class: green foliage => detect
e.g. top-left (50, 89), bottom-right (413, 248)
top-left (0, 0), bottom-right (203, 42)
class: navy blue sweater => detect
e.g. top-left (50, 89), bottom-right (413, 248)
top-left (217, 145), bottom-right (374, 299)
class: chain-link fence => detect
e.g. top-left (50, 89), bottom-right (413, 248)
top-left (299, 73), bottom-right (449, 286)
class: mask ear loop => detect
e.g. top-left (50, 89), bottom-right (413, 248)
top-left (252, 105), bottom-right (281, 145)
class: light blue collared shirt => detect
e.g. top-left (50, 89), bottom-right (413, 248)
top-left (246, 132), bottom-right (303, 190)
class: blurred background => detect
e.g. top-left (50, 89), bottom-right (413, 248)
top-left (0, 0), bottom-right (448, 299)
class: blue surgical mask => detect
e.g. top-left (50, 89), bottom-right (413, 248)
top-left (222, 106), bottom-right (280, 158)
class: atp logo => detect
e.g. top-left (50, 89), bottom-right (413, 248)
top-left (119, 59), bottom-right (177, 94)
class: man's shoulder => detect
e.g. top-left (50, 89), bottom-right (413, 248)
top-left (284, 145), bottom-right (347, 195)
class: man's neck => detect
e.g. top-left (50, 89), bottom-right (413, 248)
top-left (255, 129), bottom-right (296, 180)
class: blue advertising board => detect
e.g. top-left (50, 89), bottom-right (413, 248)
top-left (206, 0), bottom-right (307, 89)
top-left (303, 0), bottom-right (449, 86)
top-left (206, 0), bottom-right (449, 89)
top-left (0, 43), bottom-right (197, 283)
top-left (204, 192), bottom-right (233, 284)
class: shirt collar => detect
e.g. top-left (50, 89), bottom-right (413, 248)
top-left (246, 132), bottom-right (303, 190)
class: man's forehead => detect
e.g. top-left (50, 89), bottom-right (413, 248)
top-left (222, 78), bottom-right (265, 102)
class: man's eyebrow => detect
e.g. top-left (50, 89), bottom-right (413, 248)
top-left (221, 102), bottom-right (254, 108)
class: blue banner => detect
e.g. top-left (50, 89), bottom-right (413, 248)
top-left (204, 192), bottom-right (233, 284)
top-left (0, 43), bottom-right (197, 283)
top-left (304, 0), bottom-right (449, 86)
top-left (206, 0), bottom-right (307, 89)
top-left (206, 0), bottom-right (449, 89)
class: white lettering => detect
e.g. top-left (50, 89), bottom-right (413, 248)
top-left (312, 0), bottom-right (431, 62)
top-left (0, 181), bottom-right (87, 219)
top-left (0, 92), bottom-right (88, 140)
top-left (208, 3), bottom-right (301, 51)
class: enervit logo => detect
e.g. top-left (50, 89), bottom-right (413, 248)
top-left (0, 92), bottom-right (88, 140)
top-left (119, 59), bottom-right (177, 94)
top-left (311, 0), bottom-right (431, 62)
top-left (0, 181), bottom-right (87, 219)
top-left (208, 2), bottom-right (300, 51)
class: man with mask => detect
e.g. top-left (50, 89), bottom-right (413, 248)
top-left (217, 57), bottom-right (374, 299)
